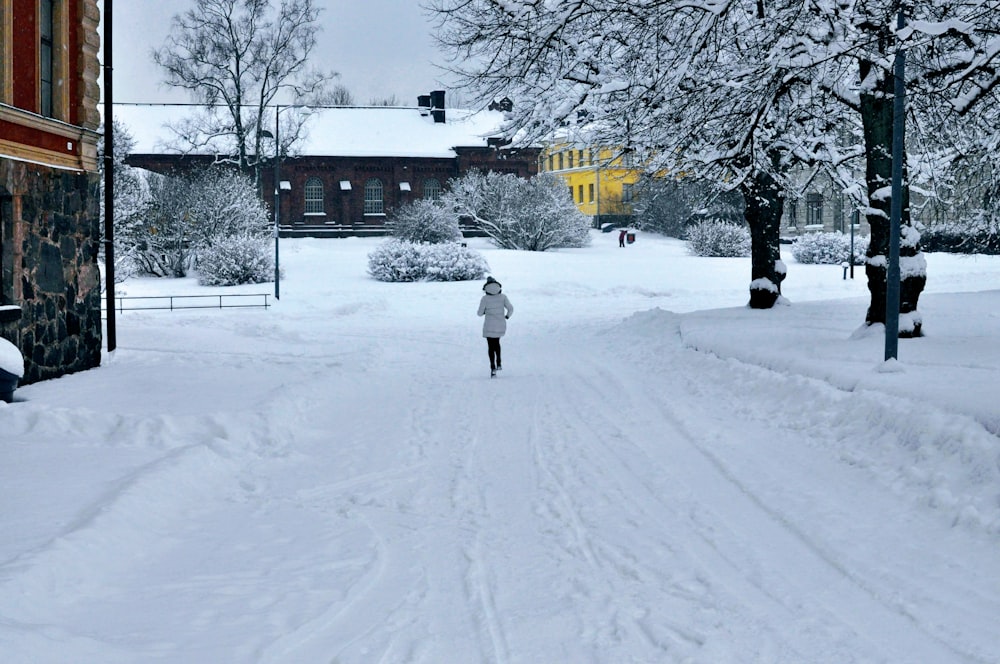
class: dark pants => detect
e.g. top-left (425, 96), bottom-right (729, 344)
top-left (487, 337), bottom-right (502, 370)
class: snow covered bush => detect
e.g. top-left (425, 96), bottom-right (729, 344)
top-left (367, 240), bottom-right (488, 282)
top-left (444, 171), bottom-right (591, 251)
top-left (197, 235), bottom-right (275, 286)
top-left (422, 243), bottom-right (490, 281)
top-left (368, 240), bottom-right (427, 282)
top-left (388, 199), bottom-right (462, 244)
top-left (791, 232), bottom-right (869, 264)
top-left (921, 222), bottom-right (1000, 255)
top-left (133, 167), bottom-right (271, 278)
top-left (685, 219), bottom-right (751, 257)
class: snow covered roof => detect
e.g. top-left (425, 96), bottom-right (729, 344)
top-left (115, 104), bottom-right (515, 159)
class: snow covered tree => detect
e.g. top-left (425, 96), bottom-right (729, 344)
top-left (388, 199), bottom-right (462, 244)
top-left (427, 0), bottom-right (829, 307)
top-left (443, 171), bottom-right (590, 251)
top-left (132, 167), bottom-right (271, 278)
top-left (99, 119), bottom-right (150, 283)
top-left (153, 0), bottom-right (338, 178)
top-left (136, 173), bottom-right (192, 278)
top-left (197, 235), bottom-right (275, 286)
top-left (634, 177), bottom-right (743, 239)
top-left (428, 0), bottom-right (1000, 328)
top-left (182, 167), bottom-right (271, 255)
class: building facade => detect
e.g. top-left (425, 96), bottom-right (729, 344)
top-left (0, 0), bottom-right (104, 384)
top-left (124, 95), bottom-right (541, 238)
top-left (780, 171), bottom-right (871, 239)
top-left (538, 140), bottom-right (642, 227)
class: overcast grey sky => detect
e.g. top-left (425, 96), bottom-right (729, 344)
top-left (106, 1), bottom-right (452, 107)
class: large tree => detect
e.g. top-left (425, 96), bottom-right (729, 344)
top-left (428, 0), bottom-right (1000, 329)
top-left (153, 0), bottom-right (337, 175)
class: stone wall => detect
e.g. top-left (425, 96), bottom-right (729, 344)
top-left (0, 158), bottom-right (103, 384)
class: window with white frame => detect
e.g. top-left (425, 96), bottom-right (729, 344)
top-left (364, 178), bottom-right (384, 215)
top-left (423, 178), bottom-right (441, 201)
top-left (304, 177), bottom-right (324, 214)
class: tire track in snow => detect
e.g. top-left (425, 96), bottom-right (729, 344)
top-left (582, 331), bottom-right (996, 663)
top-left (520, 367), bottom-right (742, 659)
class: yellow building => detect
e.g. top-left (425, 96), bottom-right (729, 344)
top-left (538, 141), bottom-right (643, 225)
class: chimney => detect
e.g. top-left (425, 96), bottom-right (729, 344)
top-left (417, 94), bottom-right (431, 117)
top-left (430, 90), bottom-right (446, 124)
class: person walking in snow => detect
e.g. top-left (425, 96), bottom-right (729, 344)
top-left (477, 276), bottom-right (513, 378)
top-left (619, 228), bottom-right (627, 247)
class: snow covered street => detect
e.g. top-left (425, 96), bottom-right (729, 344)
top-left (3, 234), bottom-right (1000, 662)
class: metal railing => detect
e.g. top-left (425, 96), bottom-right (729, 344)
top-left (106, 293), bottom-right (271, 313)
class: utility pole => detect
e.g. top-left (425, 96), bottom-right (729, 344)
top-left (102, 0), bottom-right (116, 353)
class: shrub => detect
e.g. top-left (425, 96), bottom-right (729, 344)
top-left (685, 219), bottom-right (751, 257)
top-left (423, 243), bottom-right (490, 281)
top-left (197, 235), bottom-right (275, 286)
top-left (791, 232), bottom-right (868, 264)
top-left (367, 240), bottom-right (427, 282)
top-left (921, 223), bottom-right (1000, 255)
top-left (136, 166), bottom-right (270, 278)
top-left (367, 240), bottom-right (489, 282)
top-left (444, 171), bottom-right (591, 251)
top-left (388, 199), bottom-right (462, 244)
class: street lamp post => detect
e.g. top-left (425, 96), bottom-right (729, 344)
top-left (261, 106), bottom-right (281, 300)
top-left (273, 107), bottom-right (281, 300)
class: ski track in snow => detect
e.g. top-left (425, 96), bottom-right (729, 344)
top-left (2, 308), bottom-right (1000, 662)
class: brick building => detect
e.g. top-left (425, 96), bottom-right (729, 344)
top-left (123, 93), bottom-right (541, 237)
top-left (1, 0), bottom-right (104, 384)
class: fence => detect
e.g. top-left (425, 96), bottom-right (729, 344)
top-left (106, 293), bottom-right (271, 313)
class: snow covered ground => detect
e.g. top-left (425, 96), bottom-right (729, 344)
top-left (2, 231), bottom-right (1000, 663)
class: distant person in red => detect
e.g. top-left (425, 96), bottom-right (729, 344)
top-left (477, 276), bottom-right (513, 378)
top-left (619, 228), bottom-right (627, 247)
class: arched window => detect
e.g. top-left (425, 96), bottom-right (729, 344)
top-left (423, 178), bottom-right (441, 201)
top-left (364, 178), bottom-right (384, 215)
top-left (304, 177), bottom-right (324, 215)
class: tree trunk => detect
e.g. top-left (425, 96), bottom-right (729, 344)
top-left (742, 167), bottom-right (785, 309)
top-left (859, 59), bottom-right (925, 336)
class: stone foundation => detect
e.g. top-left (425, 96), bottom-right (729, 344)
top-left (0, 158), bottom-right (103, 385)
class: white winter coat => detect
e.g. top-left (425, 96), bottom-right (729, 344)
top-left (478, 282), bottom-right (513, 338)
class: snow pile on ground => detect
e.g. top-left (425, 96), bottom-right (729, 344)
top-left (2, 231), bottom-right (999, 663)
